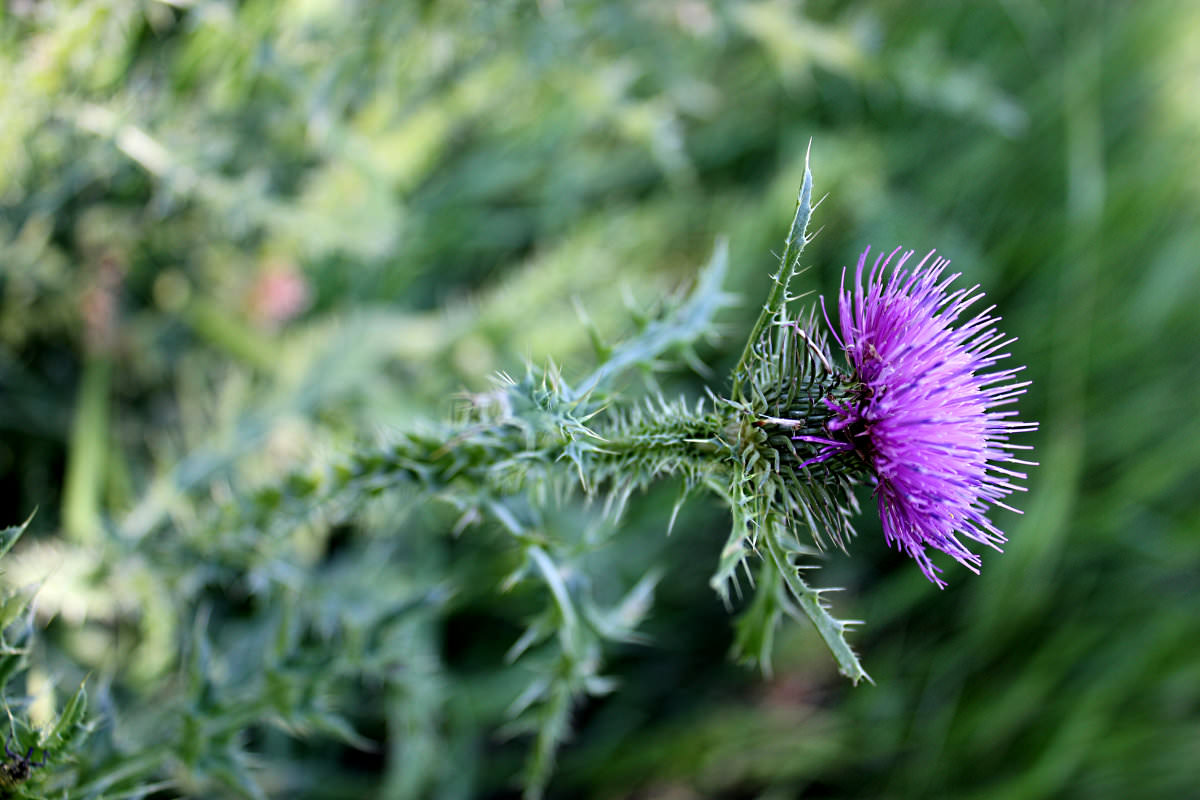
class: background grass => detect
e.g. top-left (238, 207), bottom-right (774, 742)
top-left (1, 1), bottom-right (1198, 798)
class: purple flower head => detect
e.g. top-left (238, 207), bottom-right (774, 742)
top-left (799, 247), bottom-right (1037, 587)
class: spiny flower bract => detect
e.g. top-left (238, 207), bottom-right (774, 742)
top-left (803, 247), bottom-right (1037, 586)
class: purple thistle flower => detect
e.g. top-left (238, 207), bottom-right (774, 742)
top-left (798, 247), bottom-right (1037, 587)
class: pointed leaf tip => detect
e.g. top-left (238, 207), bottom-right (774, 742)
top-left (0, 510), bottom-right (35, 561)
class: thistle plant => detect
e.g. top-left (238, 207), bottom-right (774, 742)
top-left (0, 158), bottom-right (1034, 800)
top-left (248, 155), bottom-right (1033, 795)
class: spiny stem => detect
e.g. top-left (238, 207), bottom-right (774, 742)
top-left (732, 143), bottom-right (815, 401)
top-left (762, 526), bottom-right (870, 685)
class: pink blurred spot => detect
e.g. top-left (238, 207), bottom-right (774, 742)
top-left (248, 262), bottom-right (311, 329)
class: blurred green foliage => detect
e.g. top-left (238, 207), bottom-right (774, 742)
top-left (1, 0), bottom-right (1198, 798)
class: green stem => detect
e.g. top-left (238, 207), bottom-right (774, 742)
top-left (185, 299), bottom-right (279, 372)
top-left (731, 145), bottom-right (815, 401)
top-left (762, 526), bottom-right (870, 684)
top-left (64, 355), bottom-right (111, 545)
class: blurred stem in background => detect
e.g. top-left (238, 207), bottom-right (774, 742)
top-left (62, 356), bottom-right (110, 546)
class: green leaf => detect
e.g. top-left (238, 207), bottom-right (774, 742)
top-left (0, 510), bottom-right (35, 562)
top-left (0, 584), bottom-right (34, 632)
top-left (301, 711), bottom-right (376, 752)
top-left (706, 478), bottom-right (755, 609)
top-left (571, 238), bottom-right (733, 401)
top-left (732, 561), bottom-right (783, 675)
top-left (762, 526), bottom-right (871, 685)
top-left (48, 680), bottom-right (89, 749)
